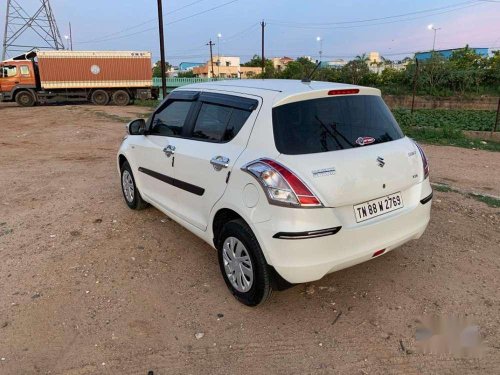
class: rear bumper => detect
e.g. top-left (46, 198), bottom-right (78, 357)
top-left (253, 180), bottom-right (432, 284)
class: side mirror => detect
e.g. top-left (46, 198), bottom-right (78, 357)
top-left (126, 118), bottom-right (146, 135)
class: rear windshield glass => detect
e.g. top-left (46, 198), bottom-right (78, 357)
top-left (273, 95), bottom-right (404, 155)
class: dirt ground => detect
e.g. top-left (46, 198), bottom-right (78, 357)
top-left (1, 103), bottom-right (499, 374)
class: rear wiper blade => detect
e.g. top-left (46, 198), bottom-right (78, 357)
top-left (328, 121), bottom-right (355, 147)
top-left (315, 115), bottom-right (344, 149)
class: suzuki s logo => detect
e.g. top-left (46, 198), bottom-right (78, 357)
top-left (377, 156), bottom-right (385, 168)
top-left (356, 136), bottom-right (376, 146)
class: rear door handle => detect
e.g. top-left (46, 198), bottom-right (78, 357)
top-left (163, 145), bottom-right (175, 157)
top-left (210, 156), bottom-right (230, 171)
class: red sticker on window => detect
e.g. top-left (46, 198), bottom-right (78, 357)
top-left (355, 137), bottom-right (376, 146)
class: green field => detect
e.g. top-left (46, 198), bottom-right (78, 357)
top-left (392, 108), bottom-right (500, 151)
top-left (392, 108), bottom-right (496, 131)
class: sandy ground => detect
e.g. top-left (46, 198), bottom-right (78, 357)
top-left (0, 103), bottom-right (499, 374)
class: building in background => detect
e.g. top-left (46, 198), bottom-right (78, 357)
top-left (192, 55), bottom-right (262, 78)
top-left (271, 56), bottom-right (294, 72)
top-left (319, 59), bottom-right (347, 69)
top-left (415, 47), bottom-right (489, 61)
top-left (367, 51), bottom-right (384, 74)
top-left (178, 62), bottom-right (205, 71)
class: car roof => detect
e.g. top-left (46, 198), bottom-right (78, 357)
top-left (177, 79), bottom-right (380, 107)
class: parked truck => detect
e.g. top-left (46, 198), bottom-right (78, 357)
top-left (0, 50), bottom-right (157, 106)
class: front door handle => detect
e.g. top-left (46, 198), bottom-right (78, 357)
top-left (163, 145), bottom-right (175, 157)
top-left (210, 156), bottom-right (230, 171)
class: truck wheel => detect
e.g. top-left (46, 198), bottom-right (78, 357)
top-left (112, 90), bottom-right (130, 106)
top-left (15, 91), bottom-right (36, 107)
top-left (91, 90), bottom-right (109, 105)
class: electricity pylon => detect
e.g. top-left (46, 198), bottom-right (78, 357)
top-left (2, 0), bottom-right (65, 60)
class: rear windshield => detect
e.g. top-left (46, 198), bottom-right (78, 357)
top-left (272, 95), bottom-right (404, 155)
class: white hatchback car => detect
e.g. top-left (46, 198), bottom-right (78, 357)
top-left (117, 79), bottom-right (432, 306)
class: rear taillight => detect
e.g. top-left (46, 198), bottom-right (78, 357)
top-left (415, 142), bottom-right (429, 179)
top-left (242, 158), bottom-right (322, 207)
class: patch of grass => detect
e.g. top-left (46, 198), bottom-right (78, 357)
top-left (468, 193), bottom-right (500, 208)
top-left (432, 183), bottom-right (500, 208)
top-left (433, 184), bottom-right (453, 193)
top-left (401, 125), bottom-right (500, 152)
top-left (133, 99), bottom-right (160, 108)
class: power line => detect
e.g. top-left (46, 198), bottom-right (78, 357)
top-left (267, 1), bottom-right (492, 30)
top-left (77, 0), bottom-right (211, 44)
top-left (75, 0), bottom-right (240, 45)
top-left (268, 0), bottom-right (479, 26)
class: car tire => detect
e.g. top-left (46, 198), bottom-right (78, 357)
top-left (218, 219), bottom-right (272, 306)
top-left (120, 161), bottom-right (148, 210)
top-left (112, 90), bottom-right (131, 106)
top-left (15, 91), bottom-right (36, 107)
top-left (91, 90), bottom-right (109, 105)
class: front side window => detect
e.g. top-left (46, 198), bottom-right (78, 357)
top-left (273, 95), bottom-right (404, 155)
top-left (1, 65), bottom-right (17, 78)
top-left (150, 100), bottom-right (193, 136)
top-left (192, 103), bottom-right (251, 142)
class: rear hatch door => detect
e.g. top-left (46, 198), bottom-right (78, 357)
top-left (273, 94), bottom-right (421, 207)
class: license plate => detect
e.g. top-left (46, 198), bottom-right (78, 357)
top-left (354, 192), bottom-right (404, 223)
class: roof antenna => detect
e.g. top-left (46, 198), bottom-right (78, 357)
top-left (302, 61), bottom-right (321, 83)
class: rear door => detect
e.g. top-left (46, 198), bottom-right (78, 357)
top-left (130, 92), bottom-right (198, 215)
top-left (273, 94), bottom-right (421, 208)
top-left (172, 92), bottom-right (260, 230)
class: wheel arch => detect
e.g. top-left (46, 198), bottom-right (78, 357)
top-left (211, 206), bottom-right (294, 291)
top-left (118, 154), bottom-right (128, 169)
top-left (13, 87), bottom-right (37, 99)
top-left (212, 208), bottom-right (245, 249)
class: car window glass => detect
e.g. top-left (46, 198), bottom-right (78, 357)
top-left (224, 108), bottom-right (251, 141)
top-left (20, 66), bottom-right (30, 76)
top-left (192, 103), bottom-right (232, 141)
top-left (273, 95), bottom-right (404, 155)
top-left (1, 65), bottom-right (17, 78)
top-left (150, 100), bottom-right (193, 136)
top-left (192, 103), bottom-right (251, 142)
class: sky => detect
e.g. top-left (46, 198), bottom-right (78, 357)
top-left (1, 0), bottom-right (499, 64)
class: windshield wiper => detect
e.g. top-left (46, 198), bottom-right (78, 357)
top-left (315, 115), bottom-right (344, 149)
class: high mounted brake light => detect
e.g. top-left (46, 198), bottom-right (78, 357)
top-left (328, 89), bottom-right (359, 95)
top-left (242, 158), bottom-right (322, 207)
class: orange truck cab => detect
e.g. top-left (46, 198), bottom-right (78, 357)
top-left (0, 59), bottom-right (38, 106)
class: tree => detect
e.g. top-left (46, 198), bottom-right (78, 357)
top-left (177, 70), bottom-right (196, 78)
top-left (152, 60), bottom-right (172, 78)
top-left (241, 54), bottom-right (275, 78)
top-left (340, 58), bottom-right (370, 85)
top-left (279, 57), bottom-right (316, 79)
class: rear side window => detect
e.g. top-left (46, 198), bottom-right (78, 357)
top-left (150, 100), bottom-right (193, 136)
top-left (192, 103), bottom-right (251, 142)
top-left (273, 95), bottom-right (404, 155)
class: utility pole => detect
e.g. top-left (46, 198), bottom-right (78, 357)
top-left (261, 20), bottom-right (266, 76)
top-left (69, 22), bottom-right (73, 51)
top-left (157, 0), bottom-right (167, 99)
top-left (207, 40), bottom-right (215, 78)
top-left (411, 58), bottom-right (419, 115)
